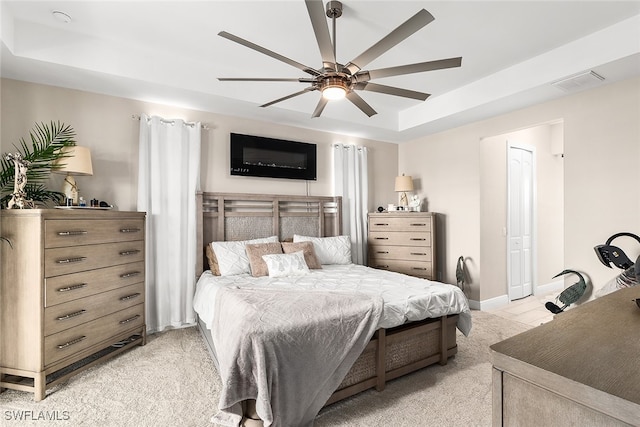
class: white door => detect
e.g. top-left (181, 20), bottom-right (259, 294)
top-left (508, 145), bottom-right (534, 300)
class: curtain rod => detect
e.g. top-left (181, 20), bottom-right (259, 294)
top-left (131, 114), bottom-right (211, 130)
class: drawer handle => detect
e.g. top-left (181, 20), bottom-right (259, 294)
top-left (57, 283), bottom-right (87, 292)
top-left (119, 314), bottom-right (141, 325)
top-left (57, 336), bottom-right (86, 349)
top-left (374, 223), bottom-right (389, 226)
top-left (120, 271), bottom-right (141, 279)
top-left (56, 256), bottom-right (87, 264)
top-left (410, 223), bottom-right (427, 227)
top-left (375, 265), bottom-right (389, 269)
top-left (376, 251), bottom-right (389, 254)
top-left (56, 309), bottom-right (86, 321)
top-left (411, 267), bottom-right (428, 271)
top-left (409, 238), bottom-right (426, 241)
top-left (119, 249), bottom-right (141, 256)
top-left (120, 293), bottom-right (141, 301)
top-left (410, 252), bottom-right (427, 256)
top-left (120, 228), bottom-right (141, 233)
top-left (57, 230), bottom-right (88, 236)
top-left (374, 237), bottom-right (389, 240)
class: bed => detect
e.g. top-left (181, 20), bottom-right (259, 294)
top-left (193, 192), bottom-right (471, 426)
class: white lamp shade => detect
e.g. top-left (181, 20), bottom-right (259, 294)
top-left (394, 175), bottom-right (414, 192)
top-left (54, 145), bottom-right (93, 176)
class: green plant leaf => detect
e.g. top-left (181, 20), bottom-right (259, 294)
top-left (1, 121), bottom-right (76, 208)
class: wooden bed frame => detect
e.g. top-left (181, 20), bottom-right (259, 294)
top-left (195, 192), bottom-right (459, 408)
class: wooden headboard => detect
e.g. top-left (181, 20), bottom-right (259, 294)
top-left (196, 192), bottom-right (342, 276)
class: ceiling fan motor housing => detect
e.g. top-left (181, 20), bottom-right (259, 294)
top-left (326, 1), bottom-right (343, 19)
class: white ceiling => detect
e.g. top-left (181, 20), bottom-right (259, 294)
top-left (2, 1), bottom-right (640, 143)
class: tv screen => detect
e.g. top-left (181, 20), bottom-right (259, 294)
top-left (230, 133), bottom-right (317, 180)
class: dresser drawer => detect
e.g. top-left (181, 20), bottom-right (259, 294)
top-left (369, 259), bottom-right (433, 279)
top-left (45, 219), bottom-right (144, 248)
top-left (368, 245), bottom-right (432, 261)
top-left (44, 282), bottom-right (145, 336)
top-left (44, 304), bottom-right (144, 367)
top-left (44, 262), bottom-right (145, 307)
top-left (369, 231), bottom-right (431, 247)
top-left (369, 216), bottom-right (432, 232)
top-left (45, 240), bottom-right (144, 277)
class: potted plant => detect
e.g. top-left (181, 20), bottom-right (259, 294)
top-left (0, 121), bottom-right (76, 208)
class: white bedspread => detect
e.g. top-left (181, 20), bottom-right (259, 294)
top-left (194, 264), bottom-right (472, 335)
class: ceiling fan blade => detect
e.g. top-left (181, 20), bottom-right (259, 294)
top-left (311, 97), bottom-right (329, 118)
top-left (305, 0), bottom-right (336, 69)
top-left (219, 31), bottom-right (320, 77)
top-left (345, 9), bottom-right (434, 75)
top-left (346, 91), bottom-right (377, 117)
top-left (218, 77), bottom-right (316, 83)
top-left (354, 82), bottom-right (430, 101)
top-left (260, 87), bottom-right (316, 108)
top-left (361, 57), bottom-right (463, 81)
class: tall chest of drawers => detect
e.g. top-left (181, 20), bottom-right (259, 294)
top-left (368, 212), bottom-right (437, 280)
top-left (0, 209), bottom-right (146, 400)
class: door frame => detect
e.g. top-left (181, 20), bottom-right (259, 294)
top-left (506, 142), bottom-right (538, 300)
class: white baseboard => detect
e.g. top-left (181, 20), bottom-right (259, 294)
top-left (535, 279), bottom-right (565, 296)
top-left (468, 294), bottom-right (510, 311)
top-left (469, 280), bottom-right (565, 311)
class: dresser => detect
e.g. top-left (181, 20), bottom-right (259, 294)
top-left (367, 212), bottom-right (436, 280)
top-left (491, 287), bottom-right (640, 426)
top-left (0, 209), bottom-right (146, 401)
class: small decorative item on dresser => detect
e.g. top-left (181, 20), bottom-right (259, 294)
top-left (5, 152), bottom-right (35, 209)
top-left (409, 194), bottom-right (422, 212)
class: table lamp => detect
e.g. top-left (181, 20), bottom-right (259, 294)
top-left (54, 146), bottom-right (93, 205)
top-left (395, 174), bottom-right (413, 208)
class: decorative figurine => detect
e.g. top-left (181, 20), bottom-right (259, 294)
top-left (409, 194), bottom-right (422, 212)
top-left (6, 152), bottom-right (35, 209)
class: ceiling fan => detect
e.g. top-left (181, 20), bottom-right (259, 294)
top-left (218, 0), bottom-right (462, 118)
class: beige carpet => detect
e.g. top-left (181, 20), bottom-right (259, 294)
top-left (0, 311), bottom-right (531, 427)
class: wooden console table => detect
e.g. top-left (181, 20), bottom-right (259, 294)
top-left (491, 287), bottom-right (640, 426)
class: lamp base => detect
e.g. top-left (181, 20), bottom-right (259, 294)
top-left (399, 191), bottom-right (409, 207)
top-left (62, 174), bottom-right (78, 205)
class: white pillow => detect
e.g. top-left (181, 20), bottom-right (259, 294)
top-left (211, 236), bottom-right (278, 276)
top-left (293, 234), bottom-right (352, 265)
top-left (262, 251), bottom-right (310, 278)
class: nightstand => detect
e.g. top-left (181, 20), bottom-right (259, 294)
top-left (367, 212), bottom-right (436, 279)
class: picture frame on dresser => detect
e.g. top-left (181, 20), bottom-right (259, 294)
top-left (0, 209), bottom-right (147, 401)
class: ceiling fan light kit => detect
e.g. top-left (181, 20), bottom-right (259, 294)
top-left (218, 0), bottom-right (462, 118)
top-left (321, 77), bottom-right (348, 100)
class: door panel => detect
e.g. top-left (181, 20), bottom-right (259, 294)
top-left (508, 146), bottom-right (534, 300)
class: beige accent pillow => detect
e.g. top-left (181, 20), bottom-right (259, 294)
top-left (205, 244), bottom-right (220, 276)
top-left (245, 242), bottom-right (283, 277)
top-left (281, 241), bottom-right (322, 269)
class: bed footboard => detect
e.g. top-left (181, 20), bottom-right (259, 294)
top-left (325, 314), bottom-right (459, 406)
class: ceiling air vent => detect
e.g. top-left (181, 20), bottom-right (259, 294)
top-left (552, 70), bottom-right (604, 93)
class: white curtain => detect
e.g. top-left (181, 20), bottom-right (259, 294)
top-left (137, 114), bottom-right (201, 333)
top-left (333, 144), bottom-right (369, 265)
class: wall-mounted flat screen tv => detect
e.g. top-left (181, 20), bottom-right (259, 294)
top-left (230, 133), bottom-right (317, 180)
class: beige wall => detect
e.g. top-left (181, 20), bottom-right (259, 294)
top-left (400, 76), bottom-right (640, 305)
top-left (1, 78), bottom-right (398, 213)
top-left (480, 123), bottom-right (564, 302)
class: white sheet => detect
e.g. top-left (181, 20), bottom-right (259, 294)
top-left (193, 263), bottom-right (471, 335)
